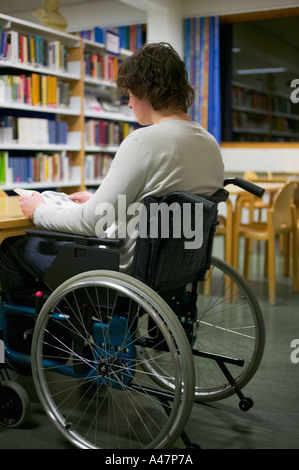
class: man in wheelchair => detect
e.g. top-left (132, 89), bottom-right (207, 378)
top-left (0, 42), bottom-right (229, 449)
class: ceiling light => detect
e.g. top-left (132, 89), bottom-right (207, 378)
top-left (236, 67), bottom-right (287, 75)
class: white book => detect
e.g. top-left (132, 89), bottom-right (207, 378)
top-left (14, 188), bottom-right (78, 208)
top-left (6, 30), bottom-right (19, 63)
top-left (0, 75), bottom-right (12, 103)
top-left (0, 127), bottom-right (13, 144)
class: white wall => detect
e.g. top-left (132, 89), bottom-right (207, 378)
top-left (221, 147), bottom-right (299, 174)
top-left (146, 1), bottom-right (183, 56)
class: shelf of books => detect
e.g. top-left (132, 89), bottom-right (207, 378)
top-left (232, 82), bottom-right (299, 142)
top-left (0, 13), bottom-right (83, 191)
top-left (74, 23), bottom-right (145, 53)
top-left (0, 14), bottom-right (141, 193)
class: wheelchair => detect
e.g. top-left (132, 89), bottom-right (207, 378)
top-left (0, 177), bottom-right (265, 449)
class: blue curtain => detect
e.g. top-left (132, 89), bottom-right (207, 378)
top-left (184, 17), bottom-right (221, 142)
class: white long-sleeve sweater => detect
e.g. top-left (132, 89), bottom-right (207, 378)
top-left (33, 120), bottom-right (224, 273)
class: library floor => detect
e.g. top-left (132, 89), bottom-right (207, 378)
top-left (1, 240), bottom-right (299, 450)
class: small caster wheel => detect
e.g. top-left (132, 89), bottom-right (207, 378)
top-left (0, 381), bottom-right (30, 427)
top-left (239, 397), bottom-right (254, 412)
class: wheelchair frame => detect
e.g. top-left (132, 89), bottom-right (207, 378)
top-left (0, 177), bottom-right (266, 449)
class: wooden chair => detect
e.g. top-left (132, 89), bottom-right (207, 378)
top-left (215, 198), bottom-right (233, 265)
top-left (294, 185), bottom-right (299, 257)
top-left (233, 181), bottom-right (298, 305)
top-left (242, 171), bottom-right (272, 223)
top-left (243, 170), bottom-right (259, 181)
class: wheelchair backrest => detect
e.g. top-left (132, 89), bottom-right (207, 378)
top-left (131, 188), bottom-right (228, 292)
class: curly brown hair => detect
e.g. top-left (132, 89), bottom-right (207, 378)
top-left (116, 42), bottom-right (194, 113)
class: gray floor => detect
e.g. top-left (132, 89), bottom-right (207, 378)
top-left (1, 240), bottom-right (299, 450)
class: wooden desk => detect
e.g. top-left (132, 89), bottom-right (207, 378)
top-left (0, 196), bottom-right (34, 244)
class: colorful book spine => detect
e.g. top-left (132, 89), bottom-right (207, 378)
top-left (85, 119), bottom-right (136, 147)
top-left (0, 73), bottom-right (70, 108)
top-left (7, 151), bottom-right (71, 184)
top-left (0, 151), bottom-right (8, 185)
top-left (0, 29), bottom-right (69, 72)
top-left (78, 24), bottom-right (145, 51)
top-left (85, 152), bottom-right (113, 180)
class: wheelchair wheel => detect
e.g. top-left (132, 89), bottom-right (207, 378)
top-left (0, 380), bottom-right (30, 427)
top-left (193, 256), bottom-right (265, 401)
top-left (142, 256), bottom-right (265, 403)
top-left (31, 270), bottom-right (195, 449)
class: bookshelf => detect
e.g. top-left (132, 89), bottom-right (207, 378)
top-left (74, 23), bottom-right (145, 53)
top-left (232, 82), bottom-right (299, 142)
top-left (0, 13), bottom-right (138, 192)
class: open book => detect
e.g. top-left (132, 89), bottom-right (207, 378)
top-left (14, 188), bottom-right (78, 208)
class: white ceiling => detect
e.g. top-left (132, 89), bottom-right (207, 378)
top-left (0, 0), bottom-right (102, 15)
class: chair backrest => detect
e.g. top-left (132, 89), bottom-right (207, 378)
top-left (294, 184), bottom-right (299, 218)
top-left (243, 171), bottom-right (258, 181)
top-left (271, 181), bottom-right (297, 232)
top-left (131, 189), bottom-right (228, 292)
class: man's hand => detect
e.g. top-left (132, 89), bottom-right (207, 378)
top-left (19, 192), bottom-right (45, 219)
top-left (68, 191), bottom-right (93, 204)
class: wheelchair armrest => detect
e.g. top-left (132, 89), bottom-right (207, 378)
top-left (25, 228), bottom-right (124, 247)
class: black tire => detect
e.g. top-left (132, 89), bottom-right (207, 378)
top-left (141, 256), bottom-right (265, 402)
top-left (0, 380), bottom-right (30, 427)
top-left (193, 256), bottom-right (265, 401)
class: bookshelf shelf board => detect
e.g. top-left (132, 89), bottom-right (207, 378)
top-left (232, 105), bottom-right (270, 115)
top-left (0, 59), bottom-right (81, 81)
top-left (84, 77), bottom-right (116, 88)
top-left (232, 105), bottom-right (299, 121)
top-left (271, 131), bottom-right (299, 138)
top-left (0, 102), bottom-right (80, 116)
top-left (273, 111), bottom-right (299, 120)
top-left (83, 38), bottom-right (131, 57)
top-left (0, 143), bottom-right (81, 151)
top-left (84, 178), bottom-right (104, 186)
top-left (85, 145), bottom-right (119, 153)
top-left (84, 110), bottom-right (136, 122)
top-left (233, 128), bottom-right (270, 135)
top-left (0, 13), bottom-right (80, 48)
